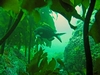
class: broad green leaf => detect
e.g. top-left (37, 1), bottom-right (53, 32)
top-left (21, 0), bottom-right (47, 13)
top-left (70, 0), bottom-right (74, 5)
top-left (50, 0), bottom-right (77, 29)
top-left (39, 57), bottom-right (48, 72)
top-left (47, 58), bottom-right (56, 71)
top-left (39, 57), bottom-right (47, 68)
top-left (31, 10), bottom-right (41, 23)
top-left (82, 0), bottom-right (89, 9)
top-left (94, 0), bottom-right (100, 10)
top-left (62, 0), bottom-right (73, 6)
top-left (74, 0), bottom-right (82, 6)
top-left (89, 22), bottom-right (100, 43)
top-left (89, 10), bottom-right (100, 43)
top-left (26, 48), bottom-right (44, 73)
top-left (95, 10), bottom-right (100, 24)
top-left (0, 0), bottom-right (20, 14)
top-left (60, 0), bottom-right (74, 12)
top-left (72, 9), bottom-right (84, 21)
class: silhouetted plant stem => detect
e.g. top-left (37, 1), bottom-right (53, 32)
top-left (28, 17), bottom-right (33, 64)
top-left (25, 45), bottom-right (27, 57)
top-left (83, 0), bottom-right (96, 75)
top-left (0, 15), bottom-right (13, 55)
top-left (0, 9), bottom-right (24, 45)
top-left (0, 42), bottom-right (5, 55)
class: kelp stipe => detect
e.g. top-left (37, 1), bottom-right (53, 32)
top-left (0, 9), bottom-right (23, 55)
top-left (83, 0), bottom-right (96, 75)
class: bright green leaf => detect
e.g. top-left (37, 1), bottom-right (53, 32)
top-left (82, 0), bottom-right (89, 8)
top-left (94, 0), bottom-right (100, 10)
top-left (74, 0), bottom-right (82, 6)
top-left (48, 58), bottom-right (56, 71)
top-left (89, 10), bottom-right (100, 43)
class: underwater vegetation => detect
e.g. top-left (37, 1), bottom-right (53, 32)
top-left (64, 8), bottom-right (100, 75)
top-left (83, 0), bottom-right (95, 74)
top-left (0, 0), bottom-right (100, 75)
top-left (89, 9), bottom-right (100, 44)
top-left (26, 47), bottom-right (63, 75)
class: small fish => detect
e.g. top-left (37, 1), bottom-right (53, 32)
top-left (34, 25), bottom-right (65, 42)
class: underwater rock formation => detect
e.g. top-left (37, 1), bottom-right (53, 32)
top-left (64, 11), bottom-right (100, 74)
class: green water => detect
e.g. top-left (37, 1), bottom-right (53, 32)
top-left (0, 1), bottom-right (99, 75)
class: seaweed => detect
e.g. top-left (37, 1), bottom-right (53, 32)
top-left (83, 0), bottom-right (96, 75)
top-left (0, 14), bottom-right (13, 55)
top-left (89, 9), bottom-right (100, 44)
top-left (0, 10), bottom-right (23, 45)
top-left (0, 10), bottom-right (23, 55)
top-left (26, 47), bottom-right (61, 75)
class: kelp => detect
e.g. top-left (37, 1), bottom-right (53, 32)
top-left (26, 47), bottom-right (61, 75)
top-left (83, 0), bottom-right (96, 75)
top-left (0, 10), bottom-right (23, 46)
top-left (0, 15), bottom-right (13, 55)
